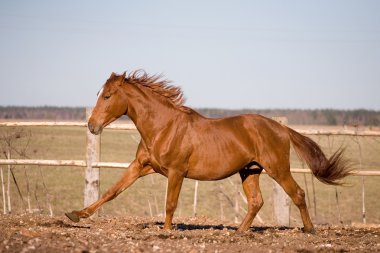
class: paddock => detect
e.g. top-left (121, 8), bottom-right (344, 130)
top-left (0, 119), bottom-right (380, 225)
top-left (1, 214), bottom-right (379, 253)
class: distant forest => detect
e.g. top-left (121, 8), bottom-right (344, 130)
top-left (0, 106), bottom-right (379, 126)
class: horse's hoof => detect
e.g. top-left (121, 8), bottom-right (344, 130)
top-left (303, 227), bottom-right (316, 234)
top-left (65, 212), bottom-right (80, 223)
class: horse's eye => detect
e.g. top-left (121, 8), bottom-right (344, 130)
top-left (104, 95), bottom-right (111, 100)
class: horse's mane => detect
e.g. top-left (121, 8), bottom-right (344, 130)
top-left (125, 70), bottom-right (191, 113)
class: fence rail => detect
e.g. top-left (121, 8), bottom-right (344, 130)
top-left (0, 121), bottom-right (136, 130)
top-left (0, 159), bottom-right (131, 169)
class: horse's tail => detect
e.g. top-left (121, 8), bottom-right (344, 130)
top-left (287, 127), bottom-right (351, 185)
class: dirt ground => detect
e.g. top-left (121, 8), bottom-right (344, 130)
top-left (1, 214), bottom-right (379, 253)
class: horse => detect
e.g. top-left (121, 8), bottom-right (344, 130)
top-left (65, 70), bottom-right (351, 234)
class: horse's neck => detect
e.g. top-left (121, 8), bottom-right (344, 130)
top-left (124, 85), bottom-right (182, 146)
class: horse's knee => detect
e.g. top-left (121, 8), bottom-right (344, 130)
top-left (102, 189), bottom-right (118, 201)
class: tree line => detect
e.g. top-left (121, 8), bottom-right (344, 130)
top-left (0, 106), bottom-right (379, 126)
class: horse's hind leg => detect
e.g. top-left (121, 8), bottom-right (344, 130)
top-left (237, 170), bottom-right (263, 232)
top-left (271, 169), bottom-right (315, 234)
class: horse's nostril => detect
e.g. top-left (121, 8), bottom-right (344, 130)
top-left (88, 123), bottom-right (94, 132)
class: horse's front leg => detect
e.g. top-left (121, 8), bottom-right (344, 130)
top-left (65, 159), bottom-right (154, 222)
top-left (163, 169), bottom-right (185, 230)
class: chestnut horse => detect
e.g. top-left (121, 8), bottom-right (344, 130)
top-left (66, 71), bottom-right (350, 233)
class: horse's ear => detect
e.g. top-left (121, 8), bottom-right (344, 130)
top-left (110, 72), bottom-right (116, 78)
top-left (118, 71), bottom-right (126, 85)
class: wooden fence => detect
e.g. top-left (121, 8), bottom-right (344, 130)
top-left (1, 117), bottom-right (380, 225)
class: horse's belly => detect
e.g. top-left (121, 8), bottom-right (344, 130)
top-left (186, 153), bottom-right (253, 180)
top-left (186, 162), bottom-right (243, 181)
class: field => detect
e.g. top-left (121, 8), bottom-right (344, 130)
top-left (0, 124), bottom-right (380, 226)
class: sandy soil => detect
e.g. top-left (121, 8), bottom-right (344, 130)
top-left (1, 214), bottom-right (379, 253)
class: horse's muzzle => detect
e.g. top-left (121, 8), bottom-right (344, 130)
top-left (87, 122), bottom-right (102, 135)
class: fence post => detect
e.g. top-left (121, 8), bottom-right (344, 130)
top-left (6, 149), bottom-right (11, 214)
top-left (1, 168), bottom-right (6, 214)
top-left (193, 180), bottom-right (198, 216)
top-left (84, 108), bottom-right (100, 213)
top-left (271, 117), bottom-right (290, 227)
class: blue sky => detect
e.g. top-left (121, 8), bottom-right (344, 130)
top-left (0, 1), bottom-right (379, 109)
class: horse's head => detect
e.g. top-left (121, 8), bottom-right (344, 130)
top-left (88, 72), bottom-right (128, 135)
